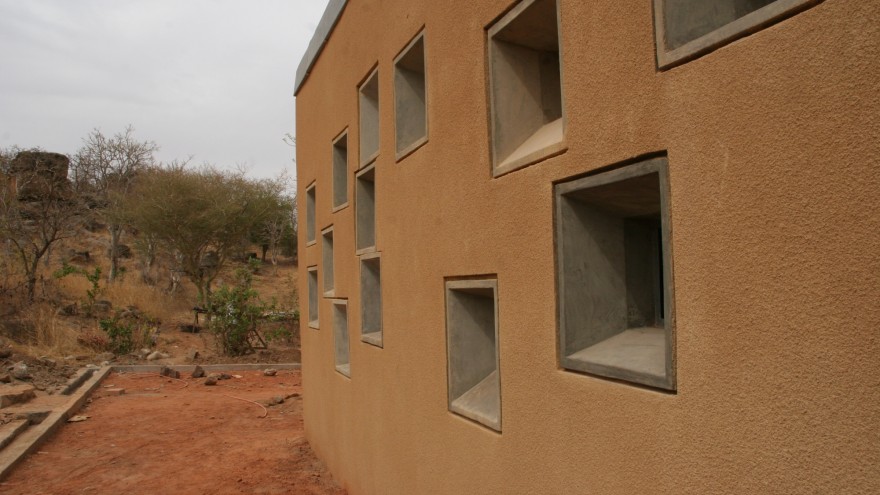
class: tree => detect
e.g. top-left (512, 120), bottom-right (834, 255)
top-left (73, 126), bottom-right (157, 282)
top-left (124, 163), bottom-right (280, 304)
top-left (0, 148), bottom-right (84, 301)
top-left (248, 172), bottom-right (295, 269)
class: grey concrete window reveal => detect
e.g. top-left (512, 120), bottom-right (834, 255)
top-left (306, 183), bottom-right (317, 245)
top-left (332, 130), bottom-right (349, 211)
top-left (332, 299), bottom-right (351, 377)
top-left (355, 164), bottom-right (376, 254)
top-left (555, 156), bottom-right (675, 391)
top-left (359, 67), bottom-right (380, 166)
top-left (654, 0), bottom-right (820, 69)
top-left (307, 266), bottom-right (319, 329)
top-left (394, 31), bottom-right (428, 161)
top-left (360, 253), bottom-right (383, 348)
top-left (488, 0), bottom-right (565, 177)
top-left (446, 279), bottom-right (501, 431)
top-left (322, 226), bottom-right (335, 297)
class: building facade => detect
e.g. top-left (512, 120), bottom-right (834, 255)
top-left (294, 1), bottom-right (880, 493)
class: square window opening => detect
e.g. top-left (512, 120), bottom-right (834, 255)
top-left (394, 33), bottom-right (428, 159)
top-left (322, 227), bottom-right (335, 297)
top-left (332, 132), bottom-right (349, 210)
top-left (488, 0), bottom-right (565, 176)
top-left (307, 266), bottom-right (319, 329)
top-left (555, 157), bottom-right (675, 391)
top-left (655, 0), bottom-right (819, 68)
top-left (360, 253), bottom-right (383, 347)
top-left (359, 69), bottom-right (380, 166)
top-left (446, 279), bottom-right (501, 431)
top-left (306, 184), bottom-right (316, 245)
top-left (355, 165), bottom-right (376, 254)
top-left (332, 300), bottom-right (350, 377)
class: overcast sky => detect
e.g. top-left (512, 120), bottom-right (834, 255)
top-left (0, 0), bottom-right (330, 181)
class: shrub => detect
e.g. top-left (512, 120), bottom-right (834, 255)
top-left (208, 269), bottom-right (268, 356)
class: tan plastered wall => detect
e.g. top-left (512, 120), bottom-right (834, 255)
top-left (295, 1), bottom-right (880, 493)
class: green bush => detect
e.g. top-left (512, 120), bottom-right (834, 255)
top-left (99, 317), bottom-right (136, 355)
top-left (208, 269), bottom-right (268, 356)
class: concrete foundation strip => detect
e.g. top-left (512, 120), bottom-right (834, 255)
top-left (0, 366), bottom-right (112, 481)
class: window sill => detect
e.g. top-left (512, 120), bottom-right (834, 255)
top-left (361, 332), bottom-right (383, 348)
top-left (655, 0), bottom-right (820, 69)
top-left (562, 327), bottom-right (673, 390)
top-left (493, 119), bottom-right (566, 178)
top-left (449, 370), bottom-right (501, 432)
top-left (395, 136), bottom-right (428, 162)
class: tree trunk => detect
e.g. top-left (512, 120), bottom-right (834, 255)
top-left (108, 224), bottom-right (121, 282)
top-left (26, 258), bottom-right (38, 302)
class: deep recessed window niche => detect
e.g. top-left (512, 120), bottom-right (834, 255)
top-left (555, 157), bottom-right (675, 391)
top-left (488, 0), bottom-right (565, 177)
top-left (359, 68), bottom-right (380, 166)
top-left (355, 164), bottom-right (376, 254)
top-left (332, 299), bottom-right (351, 377)
top-left (360, 253), bottom-right (383, 347)
top-left (446, 279), bottom-right (501, 431)
top-left (322, 226), bottom-right (335, 297)
top-left (655, 0), bottom-right (819, 68)
top-left (306, 183), bottom-right (316, 245)
top-left (332, 131), bottom-right (349, 211)
top-left (394, 32), bottom-right (428, 160)
top-left (307, 266), bottom-right (319, 329)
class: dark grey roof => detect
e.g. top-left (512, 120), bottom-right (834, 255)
top-left (294, 0), bottom-right (348, 96)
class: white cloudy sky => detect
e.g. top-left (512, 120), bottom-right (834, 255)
top-left (0, 0), bottom-right (330, 180)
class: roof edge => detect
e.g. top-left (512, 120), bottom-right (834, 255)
top-left (294, 0), bottom-right (348, 96)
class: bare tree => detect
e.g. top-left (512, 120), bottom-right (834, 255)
top-left (73, 126), bottom-right (157, 281)
top-left (0, 149), bottom-right (83, 301)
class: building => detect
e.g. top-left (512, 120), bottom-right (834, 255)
top-left (294, 1), bottom-right (879, 493)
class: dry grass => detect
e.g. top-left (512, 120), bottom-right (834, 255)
top-left (17, 303), bottom-right (90, 358)
top-left (102, 276), bottom-right (193, 323)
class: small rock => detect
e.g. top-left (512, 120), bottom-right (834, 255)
top-left (146, 351), bottom-right (168, 361)
top-left (56, 303), bottom-right (78, 317)
top-left (270, 396), bottom-right (284, 405)
top-left (204, 376), bottom-right (218, 386)
top-left (186, 349), bottom-right (200, 361)
top-left (11, 362), bottom-right (29, 380)
top-left (86, 364), bottom-right (99, 370)
top-left (160, 366), bottom-right (180, 379)
top-left (263, 368), bottom-right (277, 377)
top-left (68, 415), bottom-right (90, 423)
top-left (101, 361), bottom-right (110, 367)
top-left (0, 373), bottom-right (11, 383)
top-left (104, 388), bottom-right (125, 396)
top-left (91, 300), bottom-right (113, 316)
top-left (191, 365), bottom-right (205, 379)
top-left (38, 357), bottom-right (57, 368)
top-left (219, 373), bottom-right (232, 380)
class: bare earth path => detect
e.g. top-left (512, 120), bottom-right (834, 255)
top-left (0, 370), bottom-right (345, 495)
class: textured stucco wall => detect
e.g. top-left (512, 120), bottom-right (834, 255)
top-left (295, 1), bottom-right (880, 493)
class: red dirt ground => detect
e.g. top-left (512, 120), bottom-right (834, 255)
top-left (0, 370), bottom-right (346, 495)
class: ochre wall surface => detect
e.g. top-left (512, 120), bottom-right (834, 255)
top-left (295, 1), bottom-right (880, 493)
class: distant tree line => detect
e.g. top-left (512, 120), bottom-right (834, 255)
top-left (0, 126), bottom-right (297, 303)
